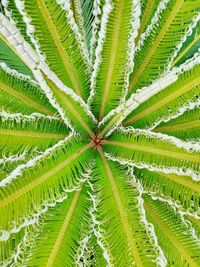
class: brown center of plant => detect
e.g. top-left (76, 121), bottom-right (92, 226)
top-left (90, 133), bottom-right (104, 151)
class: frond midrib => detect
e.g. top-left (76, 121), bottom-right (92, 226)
top-left (104, 140), bottom-right (200, 163)
top-left (99, 150), bottom-right (144, 266)
top-left (0, 129), bottom-right (66, 139)
top-left (154, 120), bottom-right (200, 133)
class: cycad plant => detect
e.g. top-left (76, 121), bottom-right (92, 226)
top-left (0, 0), bottom-right (200, 266)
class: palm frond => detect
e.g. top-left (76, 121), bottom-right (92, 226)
top-left (13, 0), bottom-right (91, 100)
top-left (0, 34), bottom-right (33, 77)
top-left (103, 128), bottom-right (200, 180)
top-left (0, 115), bottom-right (67, 155)
top-left (134, 167), bottom-right (200, 212)
top-left (124, 63), bottom-right (200, 130)
top-left (18, 184), bottom-right (92, 267)
top-left (143, 194), bottom-right (200, 266)
top-left (154, 106), bottom-right (200, 141)
top-left (92, 152), bottom-right (162, 266)
top-left (1, 1), bottom-right (200, 265)
top-left (0, 63), bottom-right (56, 116)
top-left (0, 135), bottom-right (92, 233)
top-left (2, 0), bottom-right (32, 44)
top-left (89, 0), bottom-right (141, 120)
top-left (170, 14), bottom-right (200, 68)
top-left (128, 0), bottom-right (199, 94)
top-left (42, 74), bottom-right (96, 136)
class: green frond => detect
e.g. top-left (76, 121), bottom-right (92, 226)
top-left (134, 167), bottom-right (200, 211)
top-left (0, 66), bottom-right (56, 115)
top-left (0, 116), bottom-right (68, 154)
top-left (43, 75), bottom-right (96, 136)
top-left (0, 36), bottom-right (33, 77)
top-left (1, 1), bottom-right (200, 265)
top-left (154, 106), bottom-right (200, 141)
top-left (134, 0), bottom-right (160, 46)
top-left (18, 184), bottom-right (92, 267)
top-left (144, 194), bottom-right (200, 266)
top-left (0, 136), bottom-right (92, 232)
top-left (128, 0), bottom-right (199, 94)
top-left (92, 152), bottom-right (159, 266)
top-left (90, 0), bottom-right (140, 120)
top-left (104, 129), bottom-right (200, 178)
top-left (20, 0), bottom-right (91, 100)
top-left (124, 64), bottom-right (200, 129)
top-left (171, 19), bottom-right (200, 68)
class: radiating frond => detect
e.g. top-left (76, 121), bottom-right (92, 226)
top-left (134, 167), bottom-right (200, 212)
top-left (128, 0), bottom-right (199, 94)
top-left (170, 14), bottom-right (200, 68)
top-left (2, 0), bottom-right (32, 44)
top-left (103, 128), bottom-right (200, 180)
top-left (0, 135), bottom-right (93, 233)
top-left (1, 1), bottom-right (200, 265)
top-left (124, 63), bottom-right (200, 130)
top-left (71, 0), bottom-right (95, 58)
top-left (0, 115), bottom-right (67, 155)
top-left (143, 194), bottom-right (200, 266)
top-left (12, 0), bottom-right (91, 100)
top-left (92, 152), bottom-right (162, 266)
top-left (89, 0), bottom-right (141, 120)
top-left (154, 106), bottom-right (200, 141)
top-left (17, 184), bottom-right (93, 267)
top-left (42, 73), bottom-right (96, 136)
top-left (0, 63), bottom-right (56, 115)
top-left (0, 34), bottom-right (33, 77)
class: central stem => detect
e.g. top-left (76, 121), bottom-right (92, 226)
top-left (90, 133), bottom-right (104, 151)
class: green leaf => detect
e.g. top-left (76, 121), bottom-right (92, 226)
top-left (124, 64), bottom-right (200, 129)
top-left (21, 0), bottom-right (91, 100)
top-left (92, 152), bottom-right (160, 266)
top-left (2, 0), bottom-right (32, 45)
top-left (144, 194), bottom-right (200, 266)
top-left (71, 0), bottom-right (95, 56)
top-left (134, 167), bottom-right (200, 211)
top-left (0, 136), bottom-right (92, 232)
top-left (0, 116), bottom-right (68, 154)
top-left (0, 65), bottom-right (56, 116)
top-left (43, 74), bottom-right (96, 136)
top-left (171, 19), bottom-right (200, 68)
top-left (103, 128), bottom-right (200, 179)
top-left (20, 184), bottom-right (92, 267)
top-left (0, 227), bottom-right (26, 265)
top-left (135, 0), bottom-right (160, 47)
top-left (154, 106), bottom-right (200, 141)
top-left (90, 0), bottom-right (140, 120)
top-left (128, 0), bottom-right (200, 94)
